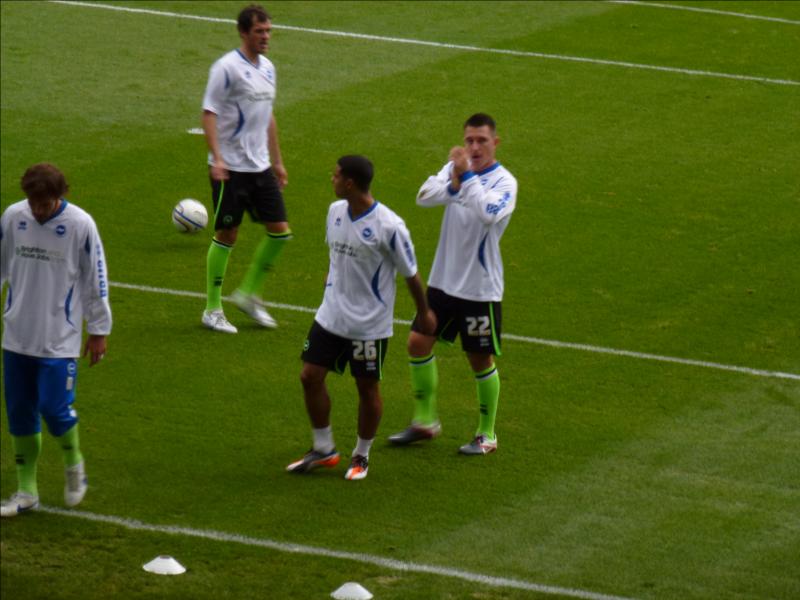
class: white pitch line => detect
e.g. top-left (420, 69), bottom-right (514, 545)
top-left (109, 281), bottom-right (800, 381)
top-left (608, 0), bottom-right (800, 26)
top-left (39, 505), bottom-right (636, 600)
top-left (50, 0), bottom-right (799, 86)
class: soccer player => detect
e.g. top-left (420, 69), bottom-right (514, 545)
top-left (287, 155), bottom-right (436, 480)
top-left (1, 163), bottom-right (112, 517)
top-left (201, 4), bottom-right (291, 333)
top-left (388, 113), bottom-right (517, 455)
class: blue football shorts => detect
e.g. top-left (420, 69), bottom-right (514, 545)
top-left (3, 350), bottom-right (79, 437)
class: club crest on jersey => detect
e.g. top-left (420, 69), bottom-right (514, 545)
top-left (55, 225), bottom-right (67, 236)
top-left (18, 221), bottom-right (27, 230)
top-left (245, 71), bottom-right (251, 79)
top-left (335, 217), bottom-right (342, 226)
top-left (362, 227), bottom-right (373, 240)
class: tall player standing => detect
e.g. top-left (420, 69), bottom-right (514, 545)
top-left (201, 4), bottom-right (291, 333)
top-left (389, 113), bottom-right (517, 455)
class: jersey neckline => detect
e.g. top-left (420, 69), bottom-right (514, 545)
top-left (475, 162), bottom-right (501, 176)
top-left (348, 200), bottom-right (379, 222)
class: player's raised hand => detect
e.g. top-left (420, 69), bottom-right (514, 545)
top-left (448, 146), bottom-right (470, 177)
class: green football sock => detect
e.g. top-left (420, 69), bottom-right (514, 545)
top-left (58, 424), bottom-right (84, 468)
top-left (410, 354), bottom-right (438, 425)
top-left (238, 231), bottom-right (292, 296)
top-left (12, 433), bottom-right (41, 497)
top-left (475, 365), bottom-right (500, 439)
top-left (206, 238), bottom-right (233, 311)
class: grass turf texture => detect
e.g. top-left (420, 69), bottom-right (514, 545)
top-left (2, 1), bottom-right (799, 599)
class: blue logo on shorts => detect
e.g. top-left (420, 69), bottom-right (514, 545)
top-left (55, 225), bottom-right (67, 236)
top-left (67, 361), bottom-right (77, 375)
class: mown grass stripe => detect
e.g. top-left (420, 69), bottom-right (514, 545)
top-left (39, 505), bottom-right (637, 600)
top-left (50, 0), bottom-right (800, 86)
top-left (608, 0), bottom-right (800, 26)
top-left (109, 281), bottom-right (800, 381)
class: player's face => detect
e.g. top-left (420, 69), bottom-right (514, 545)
top-left (242, 18), bottom-right (272, 56)
top-left (463, 125), bottom-right (499, 172)
top-left (28, 196), bottom-right (61, 224)
top-left (331, 166), bottom-right (348, 197)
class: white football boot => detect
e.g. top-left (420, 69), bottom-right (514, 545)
top-left (1, 492), bottom-right (39, 517)
top-left (458, 434), bottom-right (497, 455)
top-left (202, 309), bottom-right (238, 334)
top-left (231, 290), bottom-right (277, 329)
top-left (65, 461), bottom-right (88, 507)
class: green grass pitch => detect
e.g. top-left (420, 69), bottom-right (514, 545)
top-left (1, 1), bottom-right (799, 598)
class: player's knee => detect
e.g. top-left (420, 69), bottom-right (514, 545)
top-left (265, 221), bottom-right (289, 235)
top-left (300, 365), bottom-right (324, 390)
top-left (355, 379), bottom-right (381, 403)
top-left (215, 227), bottom-right (238, 245)
top-left (467, 352), bottom-right (494, 373)
top-left (407, 331), bottom-right (434, 357)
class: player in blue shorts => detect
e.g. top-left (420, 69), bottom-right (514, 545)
top-left (287, 155), bottom-right (436, 480)
top-left (389, 114), bottom-right (518, 455)
top-left (1, 163), bottom-right (112, 516)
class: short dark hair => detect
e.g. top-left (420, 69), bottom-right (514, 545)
top-left (21, 163), bottom-right (69, 201)
top-left (464, 113), bottom-right (496, 133)
top-left (337, 155), bottom-right (374, 193)
top-left (238, 4), bottom-right (270, 33)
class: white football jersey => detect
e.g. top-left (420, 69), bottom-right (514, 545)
top-left (202, 49), bottom-right (277, 172)
top-left (417, 161), bottom-right (517, 302)
top-left (1, 199), bottom-right (112, 358)
top-left (315, 200), bottom-right (418, 340)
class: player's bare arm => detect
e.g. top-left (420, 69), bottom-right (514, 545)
top-left (268, 115), bottom-right (288, 188)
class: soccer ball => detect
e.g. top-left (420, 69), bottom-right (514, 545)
top-left (172, 199), bottom-right (208, 233)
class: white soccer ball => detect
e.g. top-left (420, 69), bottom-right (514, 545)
top-left (172, 199), bottom-right (208, 233)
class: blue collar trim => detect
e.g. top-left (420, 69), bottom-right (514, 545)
top-left (476, 162), bottom-right (501, 176)
top-left (349, 200), bottom-right (379, 222)
top-left (236, 49), bottom-right (259, 67)
top-left (41, 199), bottom-right (68, 224)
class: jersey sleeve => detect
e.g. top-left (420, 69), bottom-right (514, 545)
top-left (202, 59), bottom-right (229, 115)
top-left (416, 162), bottom-right (458, 207)
top-left (460, 172), bottom-right (518, 225)
top-left (79, 218), bottom-right (112, 336)
top-left (385, 218), bottom-right (418, 279)
top-left (0, 209), bottom-right (9, 287)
